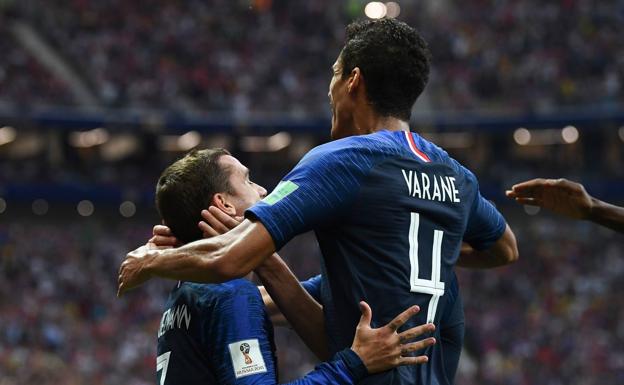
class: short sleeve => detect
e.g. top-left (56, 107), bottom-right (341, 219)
top-left (463, 173), bottom-right (506, 250)
top-left (246, 143), bottom-right (376, 249)
top-left (203, 288), bottom-right (277, 384)
top-left (301, 275), bottom-right (322, 304)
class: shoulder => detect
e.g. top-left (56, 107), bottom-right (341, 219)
top-left (184, 280), bottom-right (262, 307)
top-left (298, 130), bottom-right (409, 170)
top-left (413, 132), bottom-right (478, 183)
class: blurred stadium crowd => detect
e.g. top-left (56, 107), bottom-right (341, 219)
top-left (1, 0), bottom-right (624, 385)
top-left (0, 0), bottom-right (622, 115)
top-left (1, 212), bottom-right (623, 385)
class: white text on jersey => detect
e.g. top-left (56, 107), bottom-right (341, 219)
top-left (401, 169), bottom-right (460, 203)
top-left (158, 305), bottom-right (192, 338)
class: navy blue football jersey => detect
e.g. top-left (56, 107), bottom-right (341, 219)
top-left (156, 279), bottom-right (367, 385)
top-left (247, 130), bottom-right (505, 385)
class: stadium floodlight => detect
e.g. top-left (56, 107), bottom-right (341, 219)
top-left (77, 200), bottom-right (95, 217)
top-left (513, 128), bottom-right (531, 145)
top-left (523, 205), bottom-right (541, 216)
top-left (385, 2), bottom-right (401, 18)
top-left (267, 132), bottom-right (292, 152)
top-left (561, 125), bottom-right (579, 144)
top-left (69, 128), bottom-right (110, 148)
top-left (177, 131), bottom-right (201, 151)
top-left (365, 2), bottom-right (387, 19)
top-left (0, 126), bottom-right (17, 146)
top-left (32, 199), bottom-right (49, 216)
top-left (119, 201), bottom-right (136, 218)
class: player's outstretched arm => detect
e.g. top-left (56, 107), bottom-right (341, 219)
top-left (277, 302), bottom-right (436, 385)
top-left (255, 254), bottom-right (329, 360)
top-left (200, 208), bottom-right (330, 360)
top-left (351, 302), bottom-right (436, 372)
top-left (117, 217), bottom-right (276, 296)
top-left (457, 224), bottom-right (519, 269)
top-left (506, 178), bottom-right (624, 233)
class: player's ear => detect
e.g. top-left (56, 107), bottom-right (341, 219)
top-left (347, 67), bottom-right (361, 94)
top-left (212, 193), bottom-right (237, 216)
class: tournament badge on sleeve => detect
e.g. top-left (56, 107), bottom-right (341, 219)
top-left (228, 339), bottom-right (268, 379)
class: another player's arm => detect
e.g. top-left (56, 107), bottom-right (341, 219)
top-left (255, 255), bottom-right (329, 360)
top-left (457, 171), bottom-right (519, 269)
top-left (259, 274), bottom-right (322, 329)
top-left (506, 178), bottom-right (624, 233)
top-left (118, 219), bottom-right (274, 295)
top-left (456, 224), bottom-right (519, 269)
top-left (213, 299), bottom-right (435, 385)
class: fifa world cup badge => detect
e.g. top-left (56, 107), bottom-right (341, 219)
top-left (240, 343), bottom-right (253, 364)
top-left (228, 339), bottom-right (267, 378)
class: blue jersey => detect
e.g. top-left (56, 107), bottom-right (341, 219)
top-left (302, 273), bottom-right (464, 384)
top-left (247, 130), bottom-right (505, 385)
top-left (156, 279), bottom-right (367, 385)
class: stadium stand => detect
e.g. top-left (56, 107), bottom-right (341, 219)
top-left (1, 1), bottom-right (623, 384)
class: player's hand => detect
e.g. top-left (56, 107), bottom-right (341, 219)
top-left (198, 206), bottom-right (243, 237)
top-left (117, 244), bottom-right (158, 297)
top-left (350, 301), bottom-right (436, 373)
top-left (149, 224), bottom-right (179, 248)
top-left (506, 178), bottom-right (594, 219)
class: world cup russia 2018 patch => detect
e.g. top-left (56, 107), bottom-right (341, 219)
top-left (228, 339), bottom-right (267, 379)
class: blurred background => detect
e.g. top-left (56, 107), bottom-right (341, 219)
top-left (0, 0), bottom-right (623, 384)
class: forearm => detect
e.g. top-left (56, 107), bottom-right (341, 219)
top-left (589, 198), bottom-right (624, 233)
top-left (457, 225), bottom-right (519, 269)
top-left (456, 244), bottom-right (513, 269)
top-left (255, 254), bottom-right (330, 360)
top-left (259, 286), bottom-right (288, 327)
top-left (146, 238), bottom-right (233, 283)
top-left (147, 219), bottom-right (276, 283)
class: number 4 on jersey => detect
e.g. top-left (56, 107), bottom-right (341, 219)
top-left (408, 212), bottom-right (445, 323)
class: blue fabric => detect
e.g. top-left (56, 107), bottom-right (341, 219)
top-left (157, 279), bottom-right (358, 385)
top-left (301, 275), bottom-right (322, 304)
top-left (247, 130), bottom-right (507, 385)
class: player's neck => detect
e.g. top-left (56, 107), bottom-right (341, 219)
top-left (354, 110), bottom-right (410, 135)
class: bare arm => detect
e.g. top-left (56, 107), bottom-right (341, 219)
top-left (456, 224), bottom-right (519, 269)
top-left (507, 178), bottom-right (624, 233)
top-left (255, 254), bottom-right (330, 360)
top-left (258, 285), bottom-right (289, 327)
top-left (589, 199), bottom-right (624, 234)
top-left (118, 219), bottom-right (275, 295)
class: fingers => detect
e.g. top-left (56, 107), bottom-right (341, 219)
top-left (399, 323), bottom-right (435, 343)
top-left (207, 206), bottom-right (242, 229)
top-left (153, 225), bottom-right (172, 237)
top-left (510, 178), bottom-right (547, 192)
top-left (386, 305), bottom-right (420, 332)
top-left (150, 235), bottom-right (178, 247)
top-left (357, 301), bottom-right (372, 329)
top-left (201, 209), bottom-right (230, 234)
top-left (397, 355), bottom-right (429, 366)
top-left (198, 220), bottom-right (220, 238)
top-left (400, 337), bottom-right (436, 354)
top-left (513, 197), bottom-right (541, 205)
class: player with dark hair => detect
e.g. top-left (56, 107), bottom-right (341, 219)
top-left (506, 178), bottom-right (624, 233)
top-left (119, 18), bottom-right (519, 385)
top-left (151, 148), bottom-right (436, 385)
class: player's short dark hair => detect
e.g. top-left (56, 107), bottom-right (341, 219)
top-left (340, 18), bottom-right (431, 121)
top-left (156, 148), bottom-right (232, 244)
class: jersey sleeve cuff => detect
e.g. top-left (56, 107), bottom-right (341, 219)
top-left (468, 219), bottom-right (506, 251)
top-left (333, 348), bottom-right (368, 382)
top-left (245, 204), bottom-right (287, 250)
